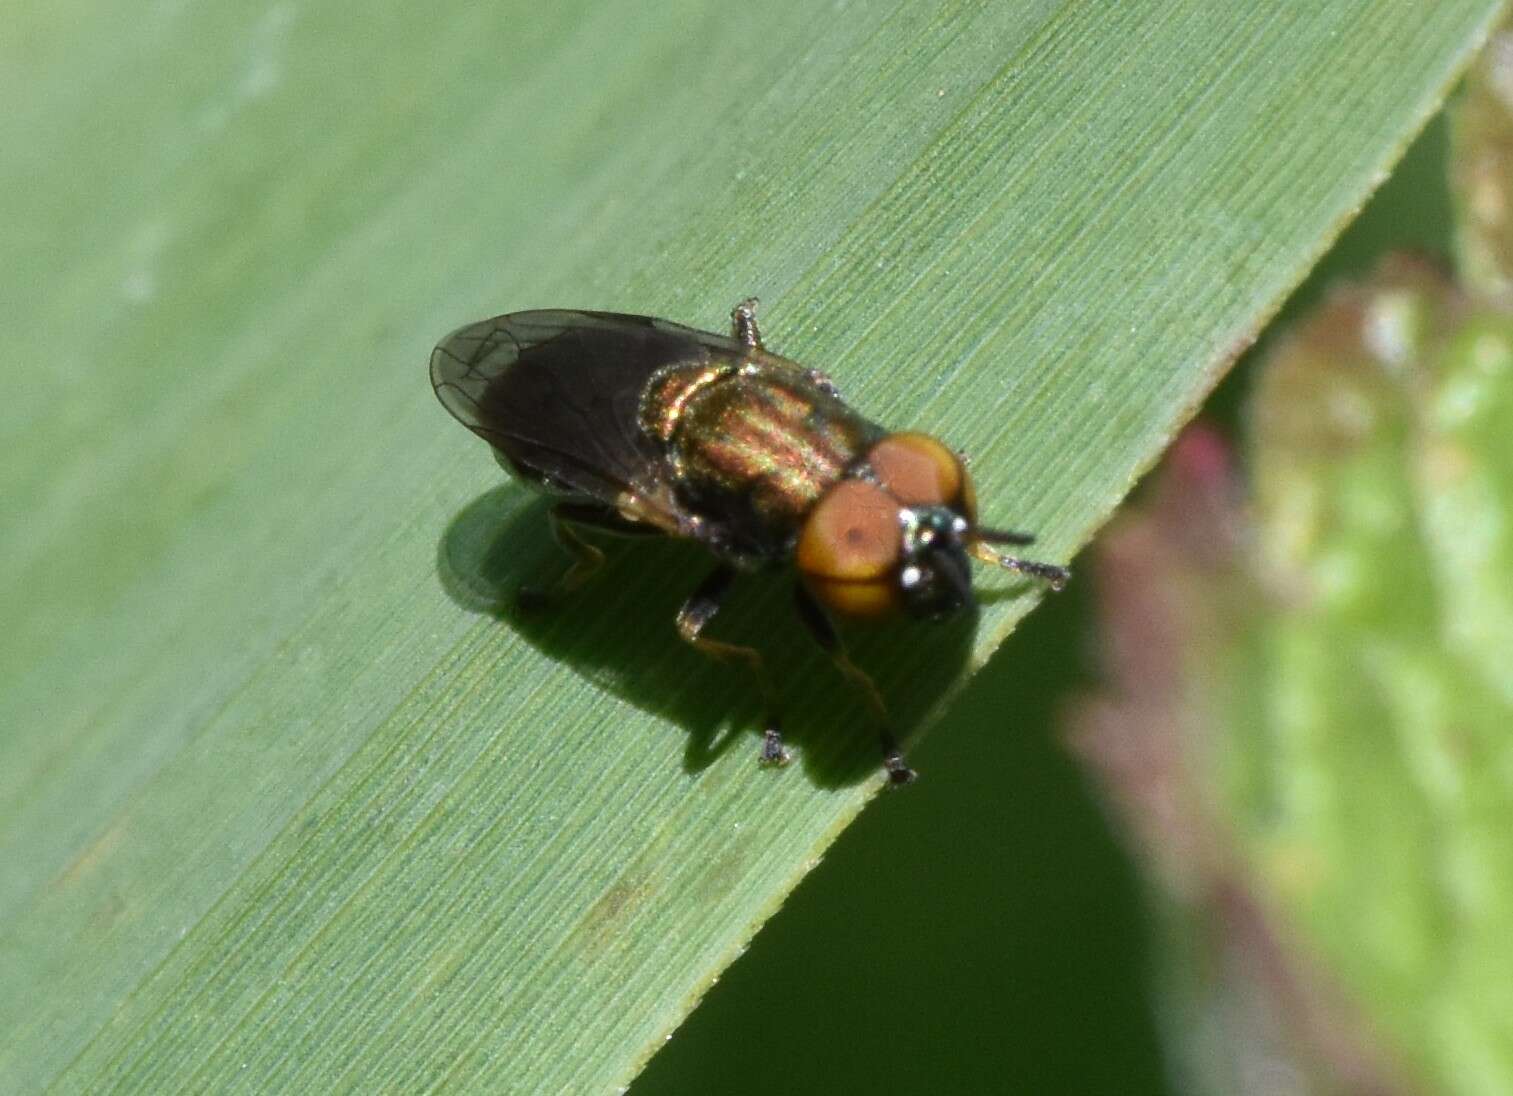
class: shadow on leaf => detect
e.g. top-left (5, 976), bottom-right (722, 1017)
top-left (436, 484), bottom-right (982, 789)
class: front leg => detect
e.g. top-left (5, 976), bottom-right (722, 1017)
top-left (968, 533), bottom-right (1070, 591)
top-left (793, 583), bottom-right (917, 786)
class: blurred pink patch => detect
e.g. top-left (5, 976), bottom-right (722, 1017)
top-left (1066, 421), bottom-right (1408, 1096)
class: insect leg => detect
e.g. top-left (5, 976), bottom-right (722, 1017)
top-left (793, 583), bottom-right (917, 786)
top-left (677, 565), bottom-right (789, 767)
top-left (518, 502), bottom-right (658, 610)
top-left (968, 538), bottom-right (1070, 592)
top-left (730, 297), bottom-right (763, 349)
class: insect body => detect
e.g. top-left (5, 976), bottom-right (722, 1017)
top-left (431, 299), bottom-right (1068, 784)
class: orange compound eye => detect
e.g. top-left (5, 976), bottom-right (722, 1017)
top-left (867, 433), bottom-right (972, 516)
top-left (796, 479), bottom-right (903, 618)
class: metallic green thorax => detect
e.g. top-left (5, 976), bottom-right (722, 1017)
top-left (641, 351), bottom-right (884, 558)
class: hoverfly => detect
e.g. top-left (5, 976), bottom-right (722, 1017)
top-left (431, 299), bottom-right (1068, 783)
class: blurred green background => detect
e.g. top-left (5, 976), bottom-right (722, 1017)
top-left (638, 115), bottom-right (1457, 1096)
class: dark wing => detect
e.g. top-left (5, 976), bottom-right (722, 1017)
top-left (430, 310), bottom-right (742, 523)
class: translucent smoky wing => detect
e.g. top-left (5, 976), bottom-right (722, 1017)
top-left (430, 310), bottom-right (741, 520)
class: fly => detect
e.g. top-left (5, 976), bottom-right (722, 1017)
top-left (431, 299), bottom-right (1068, 784)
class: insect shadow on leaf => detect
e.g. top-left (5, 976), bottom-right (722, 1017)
top-left (436, 484), bottom-right (979, 788)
